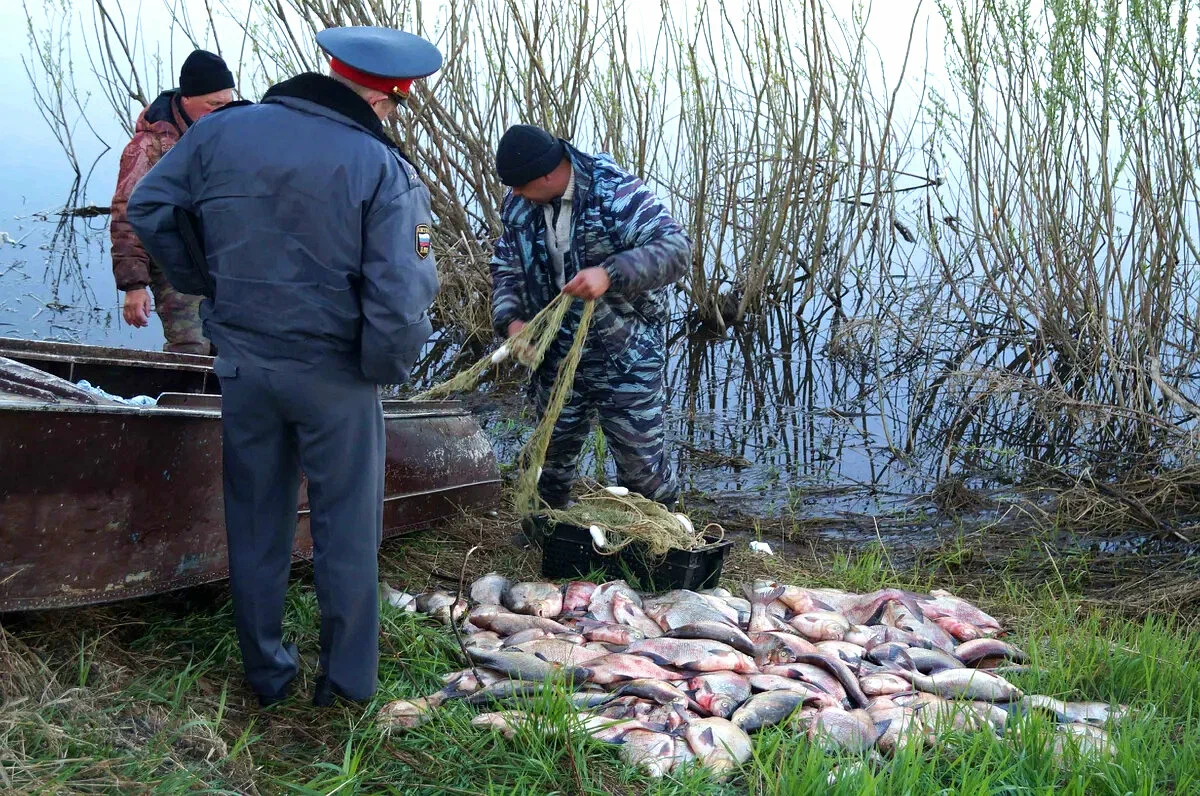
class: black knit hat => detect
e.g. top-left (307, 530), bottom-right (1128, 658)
top-left (495, 124), bottom-right (566, 186)
top-left (179, 50), bottom-right (234, 97)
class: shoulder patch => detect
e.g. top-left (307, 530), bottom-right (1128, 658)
top-left (415, 223), bottom-right (431, 258)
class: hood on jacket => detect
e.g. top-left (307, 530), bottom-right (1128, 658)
top-left (134, 89), bottom-right (189, 136)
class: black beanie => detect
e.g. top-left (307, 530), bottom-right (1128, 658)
top-left (179, 50), bottom-right (234, 97)
top-left (495, 124), bottom-right (566, 187)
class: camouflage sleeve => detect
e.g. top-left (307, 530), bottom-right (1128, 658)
top-left (109, 131), bottom-right (162, 291)
top-left (358, 182), bottom-right (439, 385)
top-left (125, 134), bottom-right (209, 297)
top-left (489, 219), bottom-right (526, 338)
top-left (600, 174), bottom-right (692, 297)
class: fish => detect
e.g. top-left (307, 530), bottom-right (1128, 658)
top-left (774, 584), bottom-right (821, 615)
top-left (625, 638), bottom-right (757, 674)
top-left (761, 663), bottom-right (847, 705)
top-left (808, 707), bottom-right (879, 753)
top-left (503, 582), bottom-right (564, 618)
top-left (510, 638), bottom-right (610, 666)
top-left (880, 601), bottom-right (959, 651)
top-left (867, 643), bottom-right (961, 674)
top-left (865, 699), bottom-right (926, 753)
top-left (470, 710), bottom-right (529, 739)
top-left (683, 718), bottom-right (753, 777)
top-left (584, 653), bottom-right (688, 685)
top-left (465, 632), bottom-right (505, 652)
top-left (648, 600), bottom-right (738, 631)
top-left (612, 592), bottom-right (664, 638)
top-left (612, 679), bottom-right (705, 713)
top-left (700, 588), bottom-right (754, 622)
top-left (815, 640), bottom-right (866, 666)
top-left (789, 611), bottom-right (851, 642)
top-left (897, 665), bottom-right (1023, 703)
top-left (576, 618), bottom-right (646, 646)
top-left (380, 582), bottom-right (417, 611)
top-left (562, 581), bottom-right (598, 613)
top-left (1006, 695), bottom-right (1129, 726)
top-left (620, 729), bottom-right (684, 778)
top-left (686, 672), bottom-right (752, 719)
top-left (665, 622), bottom-right (756, 656)
top-left (467, 648), bottom-right (589, 684)
top-left (953, 638), bottom-right (1028, 666)
top-left (469, 572), bottom-right (511, 605)
top-left (470, 612), bottom-right (571, 636)
top-left (588, 581), bottom-right (641, 624)
top-left (743, 585), bottom-right (787, 634)
top-left (859, 672), bottom-right (913, 697)
top-left (378, 696), bottom-right (438, 730)
top-left (786, 652), bottom-right (870, 709)
top-left (464, 680), bottom-right (613, 708)
top-left (752, 631), bottom-right (820, 666)
top-left (414, 590), bottom-right (467, 625)
top-left (746, 674), bottom-right (837, 705)
top-left (731, 690), bottom-right (822, 732)
top-left (500, 628), bottom-right (552, 647)
top-left (916, 590), bottom-right (1003, 637)
top-left (913, 695), bottom-right (991, 733)
top-left (1052, 723), bottom-right (1117, 760)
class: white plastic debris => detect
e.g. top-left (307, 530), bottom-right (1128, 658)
top-left (75, 379), bottom-right (157, 406)
top-left (604, 485), bottom-right (630, 497)
top-left (490, 343), bottom-right (510, 365)
top-left (674, 513), bottom-right (695, 535)
top-left (749, 541), bottom-right (774, 556)
top-left (589, 525), bottom-right (608, 549)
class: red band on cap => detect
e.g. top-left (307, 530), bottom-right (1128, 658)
top-left (329, 57), bottom-right (414, 98)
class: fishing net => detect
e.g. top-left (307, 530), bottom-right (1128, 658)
top-left (409, 292), bottom-right (712, 555)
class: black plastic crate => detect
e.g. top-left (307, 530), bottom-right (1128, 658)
top-left (527, 515), bottom-right (733, 591)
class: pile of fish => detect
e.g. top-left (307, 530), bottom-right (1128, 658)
top-left (379, 578), bottom-right (1127, 779)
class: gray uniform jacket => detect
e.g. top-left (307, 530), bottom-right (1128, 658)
top-left (126, 73), bottom-right (439, 385)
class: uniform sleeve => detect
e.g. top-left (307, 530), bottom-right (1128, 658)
top-left (359, 183), bottom-right (439, 385)
top-left (109, 132), bottom-right (159, 290)
top-left (125, 135), bottom-right (210, 296)
top-left (489, 219), bottom-right (526, 338)
top-left (601, 174), bottom-right (692, 297)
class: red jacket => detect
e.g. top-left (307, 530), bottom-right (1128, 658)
top-left (110, 91), bottom-right (191, 290)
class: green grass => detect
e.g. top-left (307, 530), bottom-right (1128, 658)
top-left (2, 525), bottom-right (1198, 794)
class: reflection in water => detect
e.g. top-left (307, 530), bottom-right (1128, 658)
top-left (4, 192), bottom-right (1199, 523)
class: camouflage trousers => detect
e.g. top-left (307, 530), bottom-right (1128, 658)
top-left (532, 354), bottom-right (678, 510)
top-left (149, 259), bottom-right (211, 355)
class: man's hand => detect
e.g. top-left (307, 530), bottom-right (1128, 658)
top-left (563, 267), bottom-right (611, 300)
top-left (123, 288), bottom-right (152, 327)
top-left (506, 319), bottom-right (536, 366)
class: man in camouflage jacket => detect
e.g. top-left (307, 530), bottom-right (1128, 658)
top-left (490, 124), bottom-right (691, 509)
top-left (109, 50), bottom-right (234, 354)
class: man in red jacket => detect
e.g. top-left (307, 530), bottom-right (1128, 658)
top-left (109, 50), bottom-right (234, 354)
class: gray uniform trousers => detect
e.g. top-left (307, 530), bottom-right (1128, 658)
top-left (213, 356), bottom-right (385, 701)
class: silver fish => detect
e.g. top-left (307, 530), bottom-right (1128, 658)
top-left (620, 729), bottom-right (684, 778)
top-left (954, 638), bottom-right (1028, 666)
top-left (612, 679), bottom-right (705, 713)
top-left (612, 591), bottom-right (664, 638)
top-left (666, 622), bottom-right (756, 656)
top-left (588, 581), bottom-right (641, 624)
top-left (683, 718), bottom-right (753, 778)
top-left (470, 612), bottom-right (571, 636)
top-left (584, 653), bottom-right (687, 685)
top-left (743, 585), bottom-right (786, 634)
top-left (815, 640), bottom-right (866, 666)
top-left (752, 631), bottom-right (820, 666)
top-left (577, 618), bottom-right (646, 646)
top-left (562, 581), bottom-right (598, 613)
top-left (868, 643), bottom-right (961, 674)
top-left (898, 666), bottom-right (1023, 703)
top-left (787, 652), bottom-right (870, 709)
top-left (503, 582), bottom-right (564, 618)
top-left (467, 648), bottom-right (589, 683)
top-left (625, 637), bottom-right (756, 673)
top-left (731, 690), bottom-right (822, 732)
top-left (789, 611), bottom-right (851, 642)
top-left (1008, 695), bottom-right (1129, 726)
top-left (808, 707), bottom-right (879, 753)
top-left (500, 628), bottom-right (552, 647)
top-left (469, 572), bottom-right (511, 605)
top-left (686, 672), bottom-right (752, 719)
top-left (510, 638), bottom-right (610, 666)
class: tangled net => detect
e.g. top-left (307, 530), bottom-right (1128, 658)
top-left (410, 293), bottom-right (713, 556)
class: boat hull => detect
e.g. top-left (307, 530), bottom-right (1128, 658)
top-left (0, 338), bottom-right (500, 612)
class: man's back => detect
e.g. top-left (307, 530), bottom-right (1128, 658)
top-left (130, 73), bottom-right (439, 384)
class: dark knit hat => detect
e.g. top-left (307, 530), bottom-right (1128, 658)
top-left (495, 124), bottom-right (566, 186)
top-left (179, 50), bottom-right (234, 97)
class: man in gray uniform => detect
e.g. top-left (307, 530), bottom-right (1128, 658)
top-left (127, 27), bottom-right (442, 707)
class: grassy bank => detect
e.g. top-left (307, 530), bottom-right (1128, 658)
top-left (2, 512), bottom-right (1197, 794)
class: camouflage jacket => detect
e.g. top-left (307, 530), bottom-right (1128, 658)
top-left (110, 90), bottom-right (191, 291)
top-left (490, 143), bottom-right (691, 376)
